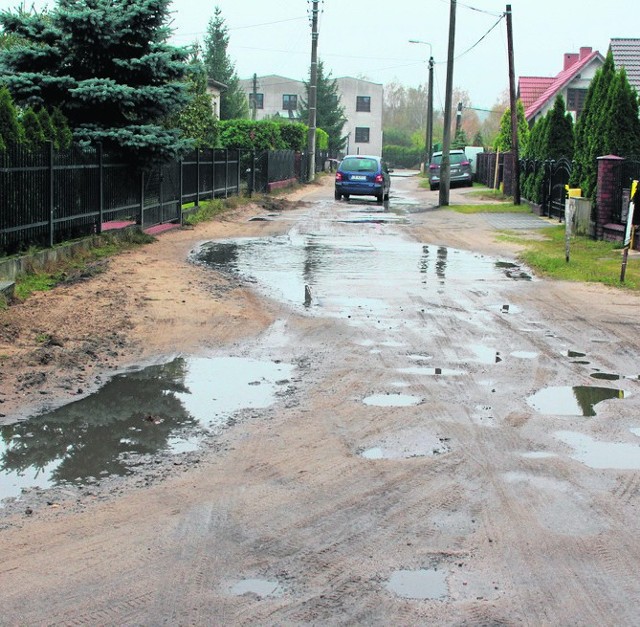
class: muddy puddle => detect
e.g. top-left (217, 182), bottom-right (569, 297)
top-left (191, 235), bottom-right (529, 325)
top-left (230, 578), bottom-right (283, 598)
top-left (0, 356), bottom-right (293, 503)
top-left (555, 431), bottom-right (640, 469)
top-left (526, 385), bottom-right (625, 417)
top-left (359, 430), bottom-right (451, 460)
top-left (385, 568), bottom-right (448, 600)
top-left (362, 393), bottom-right (422, 407)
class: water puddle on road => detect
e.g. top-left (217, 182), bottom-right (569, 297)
top-left (397, 366), bottom-right (466, 377)
top-left (0, 356), bottom-right (293, 503)
top-left (555, 431), bottom-right (640, 469)
top-left (359, 432), bottom-right (451, 459)
top-left (385, 568), bottom-right (448, 600)
top-left (510, 350), bottom-right (539, 359)
top-left (526, 385), bottom-right (625, 417)
top-left (230, 578), bottom-right (283, 598)
top-left (191, 235), bottom-right (525, 324)
top-left (362, 394), bottom-right (422, 407)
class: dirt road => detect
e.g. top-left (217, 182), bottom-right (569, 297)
top-left (1, 174), bottom-right (640, 625)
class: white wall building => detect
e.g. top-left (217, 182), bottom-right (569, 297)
top-left (238, 74), bottom-right (383, 156)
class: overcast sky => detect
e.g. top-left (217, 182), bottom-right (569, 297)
top-left (5, 0), bottom-right (639, 110)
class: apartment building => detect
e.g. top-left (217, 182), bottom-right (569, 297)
top-left (238, 74), bottom-right (383, 156)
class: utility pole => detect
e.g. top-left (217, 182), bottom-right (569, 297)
top-left (409, 40), bottom-right (434, 168)
top-left (427, 55), bottom-right (434, 164)
top-left (455, 101), bottom-right (463, 135)
top-left (251, 73), bottom-right (257, 121)
top-left (506, 4), bottom-right (520, 204)
top-left (439, 0), bottom-right (457, 207)
top-left (307, 0), bottom-right (319, 182)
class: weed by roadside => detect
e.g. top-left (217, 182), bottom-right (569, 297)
top-left (13, 229), bottom-right (155, 301)
top-left (447, 204), bottom-right (532, 214)
top-left (498, 225), bottom-right (640, 290)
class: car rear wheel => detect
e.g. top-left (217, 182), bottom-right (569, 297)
top-left (334, 190), bottom-right (341, 200)
top-left (383, 190), bottom-right (390, 201)
top-left (430, 184), bottom-right (438, 191)
top-left (376, 194), bottom-right (383, 204)
top-left (343, 194), bottom-right (350, 201)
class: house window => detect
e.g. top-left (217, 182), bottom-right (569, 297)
top-left (356, 96), bottom-right (371, 112)
top-left (567, 88), bottom-right (588, 117)
top-left (355, 127), bottom-right (370, 143)
top-left (282, 94), bottom-right (298, 111)
top-left (249, 93), bottom-right (264, 109)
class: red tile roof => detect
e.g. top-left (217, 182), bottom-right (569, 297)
top-left (523, 50), bottom-right (604, 121)
top-left (518, 77), bottom-right (554, 110)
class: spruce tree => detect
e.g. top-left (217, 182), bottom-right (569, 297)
top-left (203, 7), bottom-right (248, 120)
top-left (0, 0), bottom-right (192, 163)
top-left (299, 60), bottom-right (347, 152)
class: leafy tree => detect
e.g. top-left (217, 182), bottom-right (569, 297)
top-left (0, 0), bottom-right (192, 164)
top-left (299, 60), bottom-right (347, 152)
top-left (472, 130), bottom-right (484, 147)
top-left (203, 7), bottom-right (248, 120)
top-left (0, 84), bottom-right (23, 146)
top-left (493, 99), bottom-right (529, 153)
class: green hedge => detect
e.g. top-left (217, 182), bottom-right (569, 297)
top-left (218, 119), bottom-right (330, 152)
top-left (382, 145), bottom-right (421, 168)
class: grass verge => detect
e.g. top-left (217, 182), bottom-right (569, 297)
top-left (498, 225), bottom-right (640, 290)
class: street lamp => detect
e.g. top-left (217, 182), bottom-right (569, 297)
top-left (409, 39), bottom-right (434, 167)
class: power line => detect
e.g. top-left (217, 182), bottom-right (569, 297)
top-left (452, 14), bottom-right (504, 62)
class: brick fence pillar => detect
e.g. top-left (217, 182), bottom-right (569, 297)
top-left (595, 155), bottom-right (624, 240)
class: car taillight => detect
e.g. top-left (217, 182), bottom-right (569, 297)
top-left (461, 160), bottom-right (470, 166)
top-left (335, 172), bottom-right (343, 182)
top-left (374, 174), bottom-right (383, 183)
top-left (429, 164), bottom-right (438, 170)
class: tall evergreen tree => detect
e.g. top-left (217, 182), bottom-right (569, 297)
top-left (493, 99), bottom-right (529, 153)
top-left (545, 95), bottom-right (574, 160)
top-left (299, 60), bottom-right (347, 152)
top-left (0, 0), bottom-right (192, 163)
top-left (203, 7), bottom-right (248, 120)
top-left (571, 51), bottom-right (615, 196)
top-left (0, 85), bottom-right (23, 146)
top-left (51, 106), bottom-right (72, 149)
top-left (21, 106), bottom-right (45, 148)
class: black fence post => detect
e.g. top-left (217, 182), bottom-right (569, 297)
top-left (140, 170), bottom-right (145, 227)
top-left (48, 140), bottom-right (54, 248)
top-left (236, 150), bottom-right (241, 193)
top-left (179, 158), bottom-right (184, 225)
top-left (211, 147), bottom-right (215, 200)
top-left (97, 142), bottom-right (104, 234)
top-left (225, 149), bottom-right (229, 198)
top-left (196, 149), bottom-right (200, 207)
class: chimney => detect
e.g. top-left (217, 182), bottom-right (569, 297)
top-left (564, 53), bottom-right (579, 71)
top-left (579, 46), bottom-right (593, 59)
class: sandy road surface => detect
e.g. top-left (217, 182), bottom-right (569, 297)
top-left (1, 174), bottom-right (640, 625)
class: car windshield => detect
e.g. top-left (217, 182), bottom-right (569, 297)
top-left (340, 158), bottom-right (378, 172)
top-left (431, 153), bottom-right (468, 165)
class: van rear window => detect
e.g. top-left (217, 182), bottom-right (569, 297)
top-left (341, 158), bottom-right (377, 172)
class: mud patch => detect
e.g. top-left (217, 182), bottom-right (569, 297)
top-left (230, 578), bottom-right (283, 598)
top-left (397, 366), bottom-right (466, 376)
top-left (359, 430), bottom-right (451, 459)
top-left (385, 568), bottom-right (448, 600)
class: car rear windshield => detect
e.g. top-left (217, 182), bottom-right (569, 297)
top-left (431, 153), bottom-right (468, 165)
top-left (340, 158), bottom-right (378, 172)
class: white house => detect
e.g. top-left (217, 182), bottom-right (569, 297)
top-left (238, 74), bottom-right (383, 155)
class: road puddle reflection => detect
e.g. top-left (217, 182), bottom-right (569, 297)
top-left (526, 385), bottom-right (625, 417)
top-left (0, 356), bottom-right (293, 502)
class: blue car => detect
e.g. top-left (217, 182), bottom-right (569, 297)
top-left (334, 155), bottom-right (391, 203)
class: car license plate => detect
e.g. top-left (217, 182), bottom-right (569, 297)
top-left (351, 175), bottom-right (367, 180)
